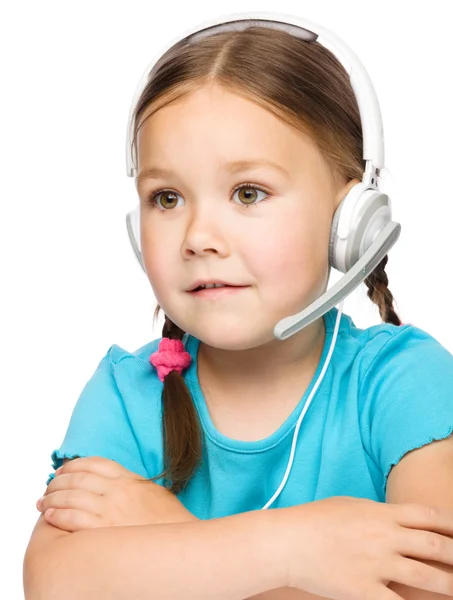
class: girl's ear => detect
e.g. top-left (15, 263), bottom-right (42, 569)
top-left (333, 177), bottom-right (361, 211)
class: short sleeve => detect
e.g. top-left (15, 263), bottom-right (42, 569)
top-left (46, 345), bottom-right (148, 486)
top-left (359, 325), bottom-right (453, 499)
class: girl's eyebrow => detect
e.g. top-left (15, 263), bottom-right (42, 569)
top-left (136, 159), bottom-right (290, 188)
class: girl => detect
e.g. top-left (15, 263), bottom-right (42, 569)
top-left (25, 11), bottom-right (453, 600)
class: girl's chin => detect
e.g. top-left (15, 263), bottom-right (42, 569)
top-left (189, 327), bottom-right (273, 351)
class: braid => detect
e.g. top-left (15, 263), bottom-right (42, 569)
top-left (364, 255), bottom-right (402, 326)
top-left (149, 308), bottom-right (203, 495)
top-left (162, 313), bottom-right (186, 341)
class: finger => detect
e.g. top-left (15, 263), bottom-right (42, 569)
top-left (55, 456), bottom-right (124, 480)
top-left (43, 470), bottom-right (108, 498)
top-left (396, 526), bottom-right (453, 565)
top-left (55, 456), bottom-right (146, 482)
top-left (396, 502), bottom-right (453, 537)
top-left (39, 489), bottom-right (104, 517)
top-left (385, 555), bottom-right (453, 598)
top-left (44, 507), bottom-right (103, 533)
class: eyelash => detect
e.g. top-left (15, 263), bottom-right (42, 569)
top-left (144, 183), bottom-right (272, 213)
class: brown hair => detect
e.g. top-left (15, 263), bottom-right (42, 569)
top-left (129, 25), bottom-right (402, 495)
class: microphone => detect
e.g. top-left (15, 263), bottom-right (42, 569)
top-left (273, 221), bottom-right (401, 339)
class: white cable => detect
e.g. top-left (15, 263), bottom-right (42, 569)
top-left (261, 300), bottom-right (344, 509)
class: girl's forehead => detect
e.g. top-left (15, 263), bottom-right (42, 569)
top-left (134, 85), bottom-right (336, 187)
top-left (137, 115), bottom-right (319, 169)
top-left (137, 85), bottom-right (311, 139)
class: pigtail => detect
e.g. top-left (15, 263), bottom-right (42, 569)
top-left (364, 255), bottom-right (402, 326)
top-left (148, 308), bottom-right (204, 495)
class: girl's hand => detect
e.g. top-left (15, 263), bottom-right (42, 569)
top-left (36, 456), bottom-right (198, 533)
top-left (279, 496), bottom-right (453, 600)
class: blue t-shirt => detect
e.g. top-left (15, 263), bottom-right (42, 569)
top-left (46, 306), bottom-right (453, 519)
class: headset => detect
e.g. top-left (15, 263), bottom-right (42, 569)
top-left (124, 10), bottom-right (402, 508)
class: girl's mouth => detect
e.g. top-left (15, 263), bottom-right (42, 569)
top-left (188, 285), bottom-right (249, 297)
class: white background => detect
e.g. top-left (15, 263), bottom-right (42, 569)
top-left (2, 0), bottom-right (452, 597)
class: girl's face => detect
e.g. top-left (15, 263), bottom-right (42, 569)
top-left (136, 83), bottom-right (357, 350)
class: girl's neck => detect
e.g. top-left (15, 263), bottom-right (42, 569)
top-left (196, 317), bottom-right (326, 402)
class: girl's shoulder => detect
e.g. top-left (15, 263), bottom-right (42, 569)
top-left (352, 320), bottom-right (453, 500)
top-left (107, 337), bottom-right (162, 365)
top-left (45, 337), bottom-right (171, 486)
top-left (332, 304), bottom-right (452, 374)
top-left (350, 319), bottom-right (452, 377)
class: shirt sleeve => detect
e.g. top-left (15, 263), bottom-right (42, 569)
top-left (46, 345), bottom-right (148, 486)
top-left (359, 324), bottom-right (453, 500)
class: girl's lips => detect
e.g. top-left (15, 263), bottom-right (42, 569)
top-left (188, 285), bottom-right (250, 298)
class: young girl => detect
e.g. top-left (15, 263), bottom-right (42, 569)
top-left (25, 11), bottom-right (453, 600)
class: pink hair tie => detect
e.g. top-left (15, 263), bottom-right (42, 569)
top-left (149, 337), bottom-right (192, 382)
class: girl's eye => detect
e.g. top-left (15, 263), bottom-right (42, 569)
top-left (232, 185), bottom-right (270, 208)
top-left (145, 184), bottom-right (271, 213)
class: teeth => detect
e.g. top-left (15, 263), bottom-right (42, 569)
top-left (201, 283), bottom-right (227, 289)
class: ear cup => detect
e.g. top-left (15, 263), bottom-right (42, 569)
top-left (126, 206), bottom-right (146, 272)
top-left (329, 185), bottom-right (392, 273)
top-left (328, 203), bottom-right (342, 270)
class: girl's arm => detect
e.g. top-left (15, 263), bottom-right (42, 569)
top-left (24, 508), bottom-right (289, 600)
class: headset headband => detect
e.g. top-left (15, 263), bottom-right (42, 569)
top-left (125, 10), bottom-right (385, 178)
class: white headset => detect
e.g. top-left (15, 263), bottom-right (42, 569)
top-left (124, 11), bottom-right (402, 508)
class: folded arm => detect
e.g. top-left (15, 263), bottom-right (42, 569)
top-left (24, 508), bottom-right (289, 600)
